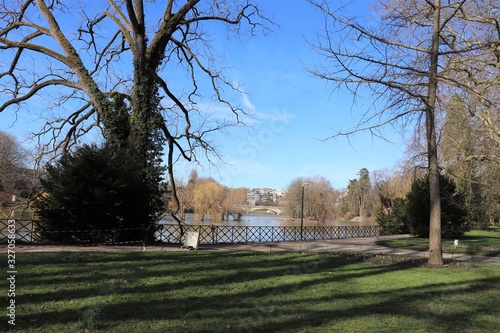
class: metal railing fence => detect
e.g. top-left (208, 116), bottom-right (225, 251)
top-left (158, 224), bottom-right (381, 244)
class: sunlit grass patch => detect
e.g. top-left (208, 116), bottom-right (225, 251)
top-left (13, 250), bottom-right (500, 332)
top-left (377, 230), bottom-right (500, 257)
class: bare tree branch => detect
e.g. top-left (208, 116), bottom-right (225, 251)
top-left (0, 0), bottom-right (274, 226)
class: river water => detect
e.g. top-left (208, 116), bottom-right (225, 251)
top-left (158, 213), bottom-right (378, 244)
top-left (160, 213), bottom-right (375, 227)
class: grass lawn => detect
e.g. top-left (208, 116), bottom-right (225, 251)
top-left (377, 230), bottom-right (500, 257)
top-left (7, 250), bottom-right (500, 332)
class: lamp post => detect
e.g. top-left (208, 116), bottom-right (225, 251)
top-left (300, 183), bottom-right (308, 240)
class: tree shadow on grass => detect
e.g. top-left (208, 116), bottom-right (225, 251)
top-left (244, 276), bottom-right (500, 333)
top-left (14, 251), bottom-right (500, 332)
top-left (19, 252), bottom-right (390, 307)
top-left (460, 232), bottom-right (500, 245)
top-left (21, 251), bottom-right (324, 287)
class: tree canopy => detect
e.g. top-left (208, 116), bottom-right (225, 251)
top-left (0, 0), bottom-right (272, 225)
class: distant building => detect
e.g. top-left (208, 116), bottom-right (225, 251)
top-left (247, 188), bottom-right (285, 206)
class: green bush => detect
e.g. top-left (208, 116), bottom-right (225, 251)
top-left (33, 144), bottom-right (156, 244)
top-left (377, 175), bottom-right (471, 238)
top-left (376, 198), bottom-right (409, 235)
top-left (406, 174), bottom-right (470, 238)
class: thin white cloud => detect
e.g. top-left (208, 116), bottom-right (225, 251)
top-left (241, 92), bottom-right (256, 113)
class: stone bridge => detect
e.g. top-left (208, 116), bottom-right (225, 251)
top-left (238, 205), bottom-right (282, 215)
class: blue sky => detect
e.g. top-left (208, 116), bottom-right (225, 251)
top-left (175, 1), bottom-right (407, 189)
top-left (0, 1), bottom-right (407, 190)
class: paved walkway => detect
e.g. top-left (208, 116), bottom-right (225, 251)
top-left (11, 234), bottom-right (500, 266)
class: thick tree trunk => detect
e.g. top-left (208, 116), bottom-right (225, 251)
top-left (428, 139), bottom-right (443, 265)
top-left (426, 0), bottom-right (443, 266)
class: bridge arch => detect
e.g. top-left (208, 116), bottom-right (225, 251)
top-left (245, 206), bottom-right (282, 215)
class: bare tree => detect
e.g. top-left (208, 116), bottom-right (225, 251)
top-left (283, 176), bottom-right (337, 222)
top-left (0, 131), bottom-right (29, 195)
top-left (192, 178), bottom-right (225, 222)
top-left (0, 131), bottom-right (35, 217)
top-left (440, 94), bottom-right (500, 226)
top-left (167, 178), bottom-right (191, 221)
top-left (443, 2), bottom-right (500, 164)
top-left (0, 1), bottom-right (272, 226)
top-left (0, 131), bottom-right (26, 184)
top-left (306, 0), bottom-right (499, 265)
top-left (283, 178), bottom-right (304, 219)
top-left (306, 176), bottom-right (337, 223)
top-left (221, 187), bottom-right (248, 220)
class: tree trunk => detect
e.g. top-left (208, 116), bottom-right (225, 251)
top-left (426, 0), bottom-right (443, 266)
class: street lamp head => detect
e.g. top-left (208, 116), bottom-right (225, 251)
top-left (302, 183), bottom-right (309, 187)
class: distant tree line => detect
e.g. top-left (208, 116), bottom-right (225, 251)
top-left (2, 126), bottom-right (497, 244)
top-left (283, 163), bottom-right (496, 240)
